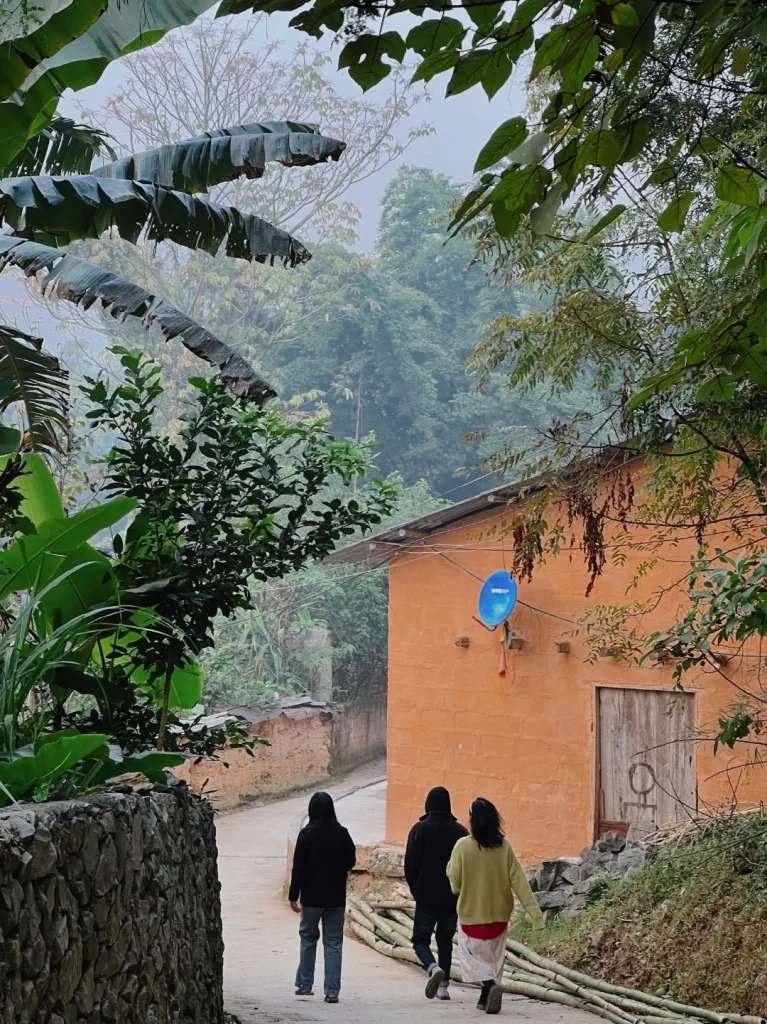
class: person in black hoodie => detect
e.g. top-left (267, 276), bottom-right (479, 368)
top-left (405, 786), bottom-right (468, 1001)
top-left (289, 792), bottom-right (356, 1003)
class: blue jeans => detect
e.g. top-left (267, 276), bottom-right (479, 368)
top-left (295, 906), bottom-right (345, 996)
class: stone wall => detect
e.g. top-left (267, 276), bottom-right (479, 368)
top-left (0, 788), bottom-right (223, 1024)
top-left (529, 831), bottom-right (647, 920)
top-left (176, 700), bottom-right (386, 811)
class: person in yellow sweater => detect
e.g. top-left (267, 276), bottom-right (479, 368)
top-left (446, 798), bottom-right (544, 1015)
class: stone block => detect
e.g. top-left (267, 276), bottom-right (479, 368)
top-left (94, 836), bottom-right (119, 897)
top-left (596, 831), bottom-right (627, 854)
top-left (365, 844), bottom-right (405, 878)
top-left (560, 894), bottom-right (590, 918)
top-left (26, 833), bottom-right (58, 880)
top-left (535, 889), bottom-right (569, 910)
top-left (616, 846), bottom-right (646, 873)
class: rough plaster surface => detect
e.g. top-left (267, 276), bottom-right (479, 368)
top-left (176, 702), bottom-right (385, 810)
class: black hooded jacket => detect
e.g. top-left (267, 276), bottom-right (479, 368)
top-left (289, 793), bottom-right (356, 908)
top-left (404, 788), bottom-right (468, 912)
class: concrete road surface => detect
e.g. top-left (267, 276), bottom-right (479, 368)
top-left (217, 762), bottom-right (595, 1024)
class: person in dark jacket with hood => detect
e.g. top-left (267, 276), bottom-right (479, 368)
top-left (289, 792), bottom-right (356, 1003)
top-left (404, 786), bottom-right (468, 1001)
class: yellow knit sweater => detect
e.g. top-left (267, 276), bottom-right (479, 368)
top-left (446, 836), bottom-right (544, 928)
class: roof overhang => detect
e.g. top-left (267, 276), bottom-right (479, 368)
top-left (323, 475), bottom-right (550, 567)
top-left (323, 446), bottom-right (636, 568)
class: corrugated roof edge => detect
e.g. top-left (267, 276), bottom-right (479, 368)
top-left (322, 447), bottom-right (634, 567)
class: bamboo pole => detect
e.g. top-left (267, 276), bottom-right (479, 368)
top-left (349, 898), bottom-right (765, 1024)
top-left (501, 979), bottom-right (634, 1024)
top-left (503, 948), bottom-right (677, 1024)
top-left (506, 939), bottom-right (761, 1024)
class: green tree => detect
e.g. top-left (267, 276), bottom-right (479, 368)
top-left (201, 478), bottom-right (444, 708)
top-left (467, 133), bottom-right (767, 759)
top-left (82, 348), bottom-right (397, 743)
top-left (217, 0), bottom-right (767, 472)
top-left (261, 166), bottom-right (586, 495)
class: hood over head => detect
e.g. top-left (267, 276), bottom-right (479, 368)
top-left (424, 786), bottom-right (453, 816)
top-left (307, 791), bottom-right (337, 824)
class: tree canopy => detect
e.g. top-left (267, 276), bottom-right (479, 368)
top-left (218, 0), bottom-right (767, 427)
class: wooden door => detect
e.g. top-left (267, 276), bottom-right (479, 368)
top-left (597, 688), bottom-right (696, 839)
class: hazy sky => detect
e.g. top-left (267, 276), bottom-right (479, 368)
top-left (4, 8), bottom-right (522, 353)
top-left (63, 10), bottom-right (523, 249)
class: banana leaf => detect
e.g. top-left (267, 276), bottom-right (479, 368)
top-left (0, 324), bottom-right (68, 453)
top-left (91, 121), bottom-right (346, 193)
top-left (97, 750), bottom-right (185, 784)
top-left (38, 544), bottom-right (117, 630)
top-left (0, 174), bottom-right (311, 264)
top-left (131, 659), bottom-right (203, 709)
top-left (0, 1), bottom-right (106, 99)
top-left (0, 451), bottom-right (65, 524)
top-left (0, 0), bottom-right (221, 169)
top-left (6, 117), bottom-right (116, 177)
top-left (0, 731), bottom-right (108, 806)
top-left (0, 236), bottom-right (276, 403)
top-left (0, 495), bottom-right (136, 600)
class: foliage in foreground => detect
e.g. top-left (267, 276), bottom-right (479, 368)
top-left (515, 815), bottom-right (767, 1016)
top-left (78, 348), bottom-right (396, 743)
top-left (0, 346), bottom-right (393, 797)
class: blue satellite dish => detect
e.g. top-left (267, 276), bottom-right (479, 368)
top-left (477, 570), bottom-right (518, 627)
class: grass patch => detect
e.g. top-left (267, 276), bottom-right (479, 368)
top-left (513, 814), bottom-right (767, 1015)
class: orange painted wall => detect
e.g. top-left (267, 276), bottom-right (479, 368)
top-left (385, 486), bottom-right (766, 864)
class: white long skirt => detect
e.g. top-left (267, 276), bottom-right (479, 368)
top-left (457, 927), bottom-right (508, 985)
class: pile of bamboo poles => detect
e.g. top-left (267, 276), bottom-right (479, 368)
top-left (643, 808), bottom-right (765, 852)
top-left (347, 895), bottom-right (765, 1024)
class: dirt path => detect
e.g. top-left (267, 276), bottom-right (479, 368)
top-left (217, 763), bottom-right (595, 1024)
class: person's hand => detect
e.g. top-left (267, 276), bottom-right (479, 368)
top-left (290, 900), bottom-right (301, 914)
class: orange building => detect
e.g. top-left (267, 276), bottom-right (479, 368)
top-left (328, 465), bottom-right (765, 864)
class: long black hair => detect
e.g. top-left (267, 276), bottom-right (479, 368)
top-left (307, 791), bottom-right (337, 826)
top-left (469, 797), bottom-right (505, 849)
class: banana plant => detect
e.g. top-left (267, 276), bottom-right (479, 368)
top-left (2, 4), bottom-right (347, 405)
top-left (0, 119), bottom-right (346, 399)
top-left (0, 451), bottom-right (204, 720)
top-left (1, 0), bottom-right (223, 167)
top-left (0, 324), bottom-right (68, 455)
top-left (0, 567), bottom-right (186, 806)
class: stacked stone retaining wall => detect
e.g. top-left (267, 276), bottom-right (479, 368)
top-left (0, 788), bottom-right (223, 1024)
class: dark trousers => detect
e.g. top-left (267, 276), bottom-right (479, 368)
top-left (412, 904), bottom-right (457, 978)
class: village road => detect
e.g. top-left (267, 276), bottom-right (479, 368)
top-left (217, 761), bottom-right (595, 1024)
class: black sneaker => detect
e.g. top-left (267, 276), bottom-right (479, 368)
top-left (485, 984), bottom-right (503, 1015)
top-left (295, 987), bottom-right (313, 996)
top-left (425, 966), bottom-right (446, 999)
